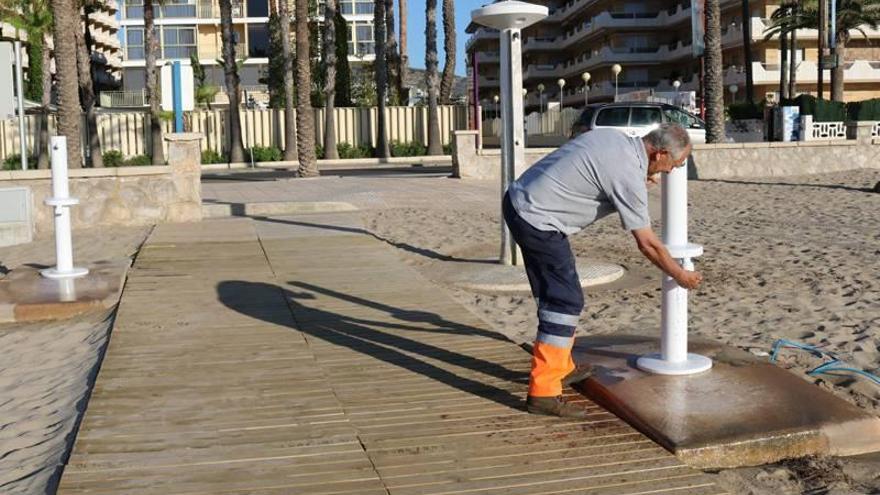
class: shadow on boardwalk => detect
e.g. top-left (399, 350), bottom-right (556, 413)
top-left (217, 280), bottom-right (527, 410)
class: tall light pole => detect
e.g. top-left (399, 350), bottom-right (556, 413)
top-left (673, 79), bottom-right (681, 107)
top-left (728, 84), bottom-right (739, 103)
top-left (13, 40), bottom-right (28, 170)
top-left (611, 64), bottom-right (622, 101)
top-left (537, 83), bottom-right (545, 113)
top-left (472, 1), bottom-right (548, 266)
top-left (581, 71), bottom-right (591, 106)
top-left (493, 94), bottom-right (500, 121)
top-left (557, 78), bottom-right (566, 135)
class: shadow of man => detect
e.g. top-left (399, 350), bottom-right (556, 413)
top-left (217, 280), bottom-right (527, 410)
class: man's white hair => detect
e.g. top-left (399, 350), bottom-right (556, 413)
top-left (643, 123), bottom-right (691, 158)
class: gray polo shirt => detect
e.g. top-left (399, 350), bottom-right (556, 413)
top-left (508, 128), bottom-right (650, 235)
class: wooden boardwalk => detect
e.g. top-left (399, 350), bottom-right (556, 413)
top-left (58, 216), bottom-right (727, 495)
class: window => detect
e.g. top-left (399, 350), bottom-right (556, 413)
top-left (162, 26), bottom-right (196, 58)
top-left (126, 28), bottom-right (145, 60)
top-left (246, 0), bottom-right (268, 18)
top-left (125, 0), bottom-right (144, 19)
top-left (161, 0), bottom-right (196, 18)
top-left (595, 107), bottom-right (630, 127)
top-left (663, 107), bottom-right (704, 129)
top-left (247, 24), bottom-right (269, 57)
top-left (348, 21), bottom-right (374, 56)
top-left (630, 107), bottom-right (662, 126)
top-left (339, 0), bottom-right (372, 15)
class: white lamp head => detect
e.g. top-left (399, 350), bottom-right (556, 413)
top-left (672, 79), bottom-right (681, 89)
top-left (493, 94), bottom-right (500, 102)
top-left (522, 88), bottom-right (528, 96)
top-left (611, 64), bottom-right (622, 76)
top-left (537, 83), bottom-right (545, 91)
top-left (581, 72), bottom-right (591, 83)
top-left (470, 1), bottom-right (549, 30)
top-left (728, 84), bottom-right (739, 94)
top-left (557, 78), bottom-right (566, 88)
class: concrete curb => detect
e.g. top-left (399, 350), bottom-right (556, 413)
top-left (202, 201), bottom-right (359, 218)
top-left (201, 156), bottom-right (452, 171)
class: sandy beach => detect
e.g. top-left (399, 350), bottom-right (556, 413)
top-left (0, 227), bottom-right (149, 494)
top-left (363, 168), bottom-right (880, 494)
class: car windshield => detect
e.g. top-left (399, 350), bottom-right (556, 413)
top-left (663, 107), bottom-right (704, 129)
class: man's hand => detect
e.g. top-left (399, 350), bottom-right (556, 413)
top-left (675, 270), bottom-right (702, 290)
top-left (647, 173), bottom-right (661, 186)
top-left (632, 227), bottom-right (703, 290)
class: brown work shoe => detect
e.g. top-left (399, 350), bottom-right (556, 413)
top-left (526, 395), bottom-right (589, 418)
top-left (562, 364), bottom-right (594, 388)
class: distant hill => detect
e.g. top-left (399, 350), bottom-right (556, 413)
top-left (405, 68), bottom-right (469, 102)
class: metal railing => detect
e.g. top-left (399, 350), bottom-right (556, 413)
top-left (99, 90), bottom-right (148, 107)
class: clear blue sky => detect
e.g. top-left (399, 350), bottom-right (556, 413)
top-left (404, 0), bottom-right (484, 76)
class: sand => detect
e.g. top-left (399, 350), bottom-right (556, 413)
top-left (363, 169), bottom-right (880, 494)
top-left (0, 226), bottom-right (149, 494)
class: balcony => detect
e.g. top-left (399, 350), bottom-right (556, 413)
top-left (475, 51), bottom-right (500, 64)
top-left (559, 7), bottom-right (694, 49)
top-left (465, 27), bottom-right (499, 50)
top-left (477, 75), bottom-right (500, 87)
top-left (523, 36), bottom-right (559, 51)
top-left (728, 60), bottom-right (880, 85)
top-left (122, 1), bottom-right (246, 20)
top-left (523, 63), bottom-right (562, 80)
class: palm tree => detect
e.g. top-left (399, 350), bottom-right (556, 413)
top-left (143, 0), bottom-right (165, 164)
top-left (373, 0), bottom-right (390, 158)
top-left (294, 0), bottom-right (317, 175)
top-left (322, 0), bottom-right (339, 159)
top-left (740, 0), bottom-right (754, 103)
top-left (425, 0), bottom-right (442, 155)
top-left (385, 0), bottom-right (401, 102)
top-left (398, 0), bottom-right (407, 102)
top-left (50, 0), bottom-right (83, 167)
top-left (219, 0), bottom-right (245, 162)
top-left (703, 0), bottom-right (725, 142)
top-left (76, 4), bottom-right (103, 167)
top-left (766, 0), bottom-right (880, 102)
top-left (277, 0), bottom-right (296, 160)
top-left (1, 0), bottom-right (53, 167)
top-left (439, 0), bottom-right (455, 103)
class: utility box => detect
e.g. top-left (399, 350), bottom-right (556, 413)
top-left (0, 187), bottom-right (33, 247)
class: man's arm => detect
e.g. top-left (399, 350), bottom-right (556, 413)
top-left (631, 227), bottom-right (702, 289)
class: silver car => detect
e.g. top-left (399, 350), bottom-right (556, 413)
top-left (571, 103), bottom-right (706, 143)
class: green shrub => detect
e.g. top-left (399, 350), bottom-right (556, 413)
top-left (201, 149), bottom-right (227, 164)
top-left (846, 98), bottom-right (880, 121)
top-left (315, 143), bottom-right (325, 159)
top-left (442, 143), bottom-right (453, 155)
top-left (726, 102), bottom-right (764, 121)
top-left (246, 146), bottom-right (283, 162)
top-left (781, 94), bottom-right (846, 122)
top-left (102, 150), bottom-right (125, 167)
top-left (336, 142), bottom-right (374, 159)
top-left (123, 155), bottom-right (152, 166)
top-left (2, 154), bottom-right (36, 170)
top-left (389, 140), bottom-right (427, 157)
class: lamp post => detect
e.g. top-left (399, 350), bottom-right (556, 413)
top-left (581, 71), bottom-right (591, 106)
top-left (493, 94), bottom-right (500, 122)
top-left (557, 78), bottom-right (566, 135)
top-left (537, 83), bottom-right (545, 113)
top-left (728, 84), bottom-right (739, 103)
top-left (471, 1), bottom-right (548, 266)
top-left (672, 79), bottom-right (681, 107)
top-left (611, 64), bottom-right (622, 101)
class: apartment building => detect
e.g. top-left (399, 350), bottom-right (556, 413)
top-left (467, 0), bottom-right (880, 111)
top-left (116, 0), bottom-right (377, 93)
top-left (87, 0), bottom-right (124, 89)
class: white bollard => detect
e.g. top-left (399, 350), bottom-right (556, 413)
top-left (636, 164), bottom-right (712, 375)
top-left (41, 136), bottom-right (89, 280)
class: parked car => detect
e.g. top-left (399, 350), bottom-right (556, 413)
top-left (570, 102), bottom-right (706, 143)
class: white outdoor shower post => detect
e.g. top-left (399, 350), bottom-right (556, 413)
top-left (636, 164), bottom-right (712, 375)
top-left (471, 1), bottom-right (548, 266)
top-left (41, 136), bottom-right (89, 280)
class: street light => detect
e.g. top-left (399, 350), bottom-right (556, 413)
top-left (537, 83), bottom-right (545, 113)
top-left (728, 84), bottom-right (739, 103)
top-left (493, 94), bottom-right (500, 121)
top-left (672, 79), bottom-right (681, 106)
top-left (581, 71), bottom-right (591, 106)
top-left (611, 64), bottom-right (622, 101)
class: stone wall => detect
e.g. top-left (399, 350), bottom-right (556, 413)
top-left (452, 123), bottom-right (880, 181)
top-left (0, 133), bottom-right (202, 238)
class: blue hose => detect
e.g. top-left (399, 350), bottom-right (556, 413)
top-left (770, 338), bottom-right (880, 387)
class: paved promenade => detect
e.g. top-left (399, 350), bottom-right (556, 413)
top-left (57, 213), bottom-right (725, 494)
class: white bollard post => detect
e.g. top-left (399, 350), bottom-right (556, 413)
top-left (636, 164), bottom-right (711, 375)
top-left (41, 136), bottom-right (89, 280)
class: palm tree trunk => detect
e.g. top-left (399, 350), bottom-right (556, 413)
top-left (75, 15), bottom-right (103, 167)
top-left (278, 0), bottom-right (297, 160)
top-left (831, 35), bottom-right (845, 102)
top-left (740, 0), bottom-right (754, 104)
top-left (294, 0), bottom-right (317, 175)
top-left (37, 32), bottom-right (52, 169)
top-left (219, 0), bottom-right (245, 163)
top-left (323, 0), bottom-right (339, 159)
top-left (373, 0), bottom-right (390, 158)
top-left (789, 4), bottom-right (797, 98)
top-left (703, 0), bottom-right (726, 143)
top-left (385, 0), bottom-right (401, 103)
top-left (425, 0), bottom-right (442, 155)
top-left (50, 0), bottom-right (83, 167)
top-left (398, 0), bottom-right (407, 102)
top-left (144, 0), bottom-right (165, 164)
top-left (439, 0), bottom-right (455, 104)
top-left (779, 27), bottom-right (789, 99)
